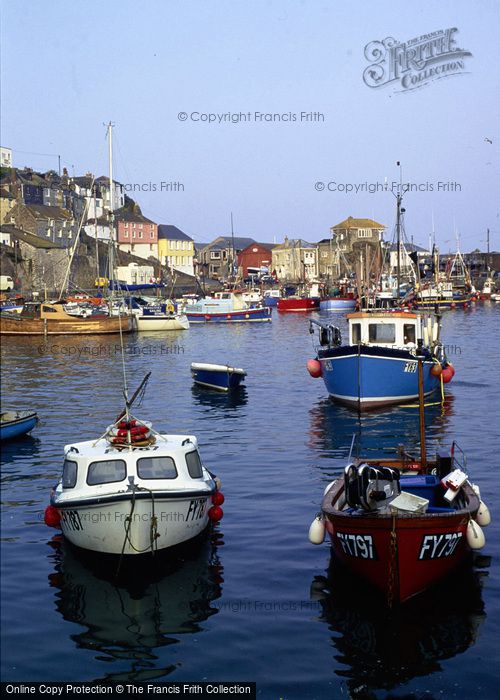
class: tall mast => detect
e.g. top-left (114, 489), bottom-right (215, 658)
top-left (396, 161), bottom-right (402, 301)
top-left (230, 211), bottom-right (235, 281)
top-left (107, 122), bottom-right (115, 303)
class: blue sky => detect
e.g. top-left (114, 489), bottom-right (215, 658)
top-left (1, 0), bottom-right (499, 251)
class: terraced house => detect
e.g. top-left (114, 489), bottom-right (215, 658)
top-left (157, 225), bottom-right (195, 276)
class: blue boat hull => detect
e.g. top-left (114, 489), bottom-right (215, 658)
top-left (318, 346), bottom-right (439, 409)
top-left (191, 367), bottom-right (246, 391)
top-left (0, 413), bottom-right (38, 441)
top-left (186, 307), bottom-right (272, 323)
top-left (319, 298), bottom-right (357, 311)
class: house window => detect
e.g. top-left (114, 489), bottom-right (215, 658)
top-left (150, 231), bottom-right (154, 238)
top-left (124, 231), bottom-right (129, 238)
top-left (210, 251), bottom-right (221, 259)
top-left (357, 228), bottom-right (372, 238)
top-left (132, 231), bottom-right (136, 238)
top-left (139, 224), bottom-right (143, 229)
top-left (124, 222), bottom-right (129, 228)
top-left (138, 231), bottom-right (143, 239)
top-left (132, 222), bottom-right (136, 228)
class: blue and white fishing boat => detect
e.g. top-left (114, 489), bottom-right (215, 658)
top-left (126, 296), bottom-right (189, 331)
top-left (307, 310), bottom-right (455, 410)
top-left (0, 410), bottom-right (38, 441)
top-left (184, 292), bottom-right (271, 323)
top-left (191, 363), bottom-right (247, 391)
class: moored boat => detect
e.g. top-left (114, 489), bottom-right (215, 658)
top-left (319, 297), bottom-right (357, 312)
top-left (0, 301), bottom-right (134, 335)
top-left (278, 296), bottom-right (320, 312)
top-left (184, 291), bottom-right (271, 323)
top-left (308, 310), bottom-right (454, 410)
top-left (127, 296), bottom-right (189, 331)
top-left (0, 410), bottom-right (38, 441)
top-left (45, 375), bottom-right (224, 555)
top-left (191, 362), bottom-right (246, 391)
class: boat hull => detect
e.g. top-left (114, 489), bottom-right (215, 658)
top-left (186, 307), bottom-right (271, 323)
top-left (319, 298), bottom-right (357, 311)
top-left (54, 493), bottom-right (213, 555)
top-left (136, 314), bottom-right (189, 331)
top-left (0, 314), bottom-right (135, 335)
top-left (0, 411), bottom-right (38, 440)
top-left (277, 298), bottom-right (320, 312)
top-left (318, 346), bottom-right (439, 409)
top-left (191, 363), bottom-right (246, 391)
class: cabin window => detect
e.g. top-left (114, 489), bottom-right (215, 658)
top-left (42, 306), bottom-right (58, 313)
top-left (137, 456), bottom-right (178, 480)
top-left (403, 324), bottom-right (416, 344)
top-left (368, 323), bottom-right (395, 343)
top-left (186, 450), bottom-right (203, 478)
top-left (62, 459), bottom-right (78, 488)
top-left (87, 459), bottom-right (126, 485)
top-left (352, 323), bottom-right (361, 343)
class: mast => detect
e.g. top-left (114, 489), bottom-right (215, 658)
top-left (395, 161), bottom-right (403, 303)
top-left (416, 340), bottom-right (427, 469)
top-left (230, 211), bottom-right (235, 281)
top-left (107, 122), bottom-right (115, 305)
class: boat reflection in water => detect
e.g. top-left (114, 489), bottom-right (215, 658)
top-left (307, 394), bottom-right (455, 465)
top-left (47, 532), bottom-right (224, 682)
top-left (191, 385), bottom-right (248, 411)
top-left (311, 554), bottom-right (489, 695)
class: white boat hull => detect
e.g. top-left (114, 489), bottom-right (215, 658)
top-left (58, 494), bottom-right (211, 554)
top-left (136, 314), bottom-right (189, 331)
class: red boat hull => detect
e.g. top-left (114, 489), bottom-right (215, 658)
top-left (327, 511), bottom-right (470, 604)
top-left (277, 298), bottom-right (319, 312)
top-left (321, 474), bottom-right (480, 605)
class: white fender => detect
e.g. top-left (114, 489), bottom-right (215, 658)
top-left (432, 320), bottom-right (439, 342)
top-left (466, 520), bottom-right (485, 550)
top-left (323, 480), bottom-right (336, 496)
top-left (423, 327), bottom-right (429, 346)
top-left (476, 500), bottom-right (491, 527)
top-left (308, 515), bottom-right (326, 545)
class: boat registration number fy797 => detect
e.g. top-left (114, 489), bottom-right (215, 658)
top-left (336, 532), bottom-right (377, 559)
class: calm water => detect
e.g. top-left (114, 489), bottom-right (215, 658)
top-left (1, 304), bottom-right (499, 699)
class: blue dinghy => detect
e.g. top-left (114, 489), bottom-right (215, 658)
top-left (0, 410), bottom-right (38, 441)
top-left (191, 363), bottom-right (247, 391)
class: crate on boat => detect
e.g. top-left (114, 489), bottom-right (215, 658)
top-left (390, 491), bottom-right (429, 514)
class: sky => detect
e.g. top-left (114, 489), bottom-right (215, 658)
top-left (1, 0), bottom-right (499, 252)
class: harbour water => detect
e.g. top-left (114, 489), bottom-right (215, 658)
top-left (1, 305), bottom-right (499, 698)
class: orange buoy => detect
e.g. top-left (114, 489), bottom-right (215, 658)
top-left (307, 359), bottom-right (322, 378)
top-left (441, 364), bottom-right (454, 383)
top-left (208, 505), bottom-right (224, 522)
top-left (430, 362), bottom-right (442, 376)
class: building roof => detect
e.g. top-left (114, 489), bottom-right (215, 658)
top-left (158, 224), bottom-right (194, 241)
top-left (114, 206), bottom-right (155, 225)
top-left (239, 241), bottom-right (274, 253)
top-left (273, 238), bottom-right (316, 250)
top-left (388, 242), bottom-right (428, 253)
top-left (0, 224), bottom-right (64, 249)
top-left (205, 236), bottom-right (257, 251)
top-left (331, 216), bottom-right (385, 230)
top-left (12, 203), bottom-right (73, 220)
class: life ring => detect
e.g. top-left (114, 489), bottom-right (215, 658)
top-left (166, 303), bottom-right (175, 314)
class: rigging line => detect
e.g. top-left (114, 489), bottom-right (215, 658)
top-left (57, 175), bottom-right (96, 301)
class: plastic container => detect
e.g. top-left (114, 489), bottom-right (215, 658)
top-left (390, 491), bottom-right (429, 514)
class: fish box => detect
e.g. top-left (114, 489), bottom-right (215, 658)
top-left (390, 491), bottom-right (429, 514)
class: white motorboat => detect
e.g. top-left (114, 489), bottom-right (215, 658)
top-left (45, 374), bottom-right (223, 555)
top-left (127, 296), bottom-right (189, 331)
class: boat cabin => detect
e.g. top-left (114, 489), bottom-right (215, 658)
top-left (57, 434), bottom-right (212, 501)
top-left (346, 311), bottom-right (421, 348)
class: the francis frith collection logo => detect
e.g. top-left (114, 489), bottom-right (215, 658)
top-left (363, 28), bottom-right (472, 92)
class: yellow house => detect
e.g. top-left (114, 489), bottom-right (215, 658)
top-left (157, 225), bottom-right (195, 276)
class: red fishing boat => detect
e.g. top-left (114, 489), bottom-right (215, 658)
top-left (277, 296), bottom-right (319, 312)
top-left (308, 348), bottom-right (491, 605)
